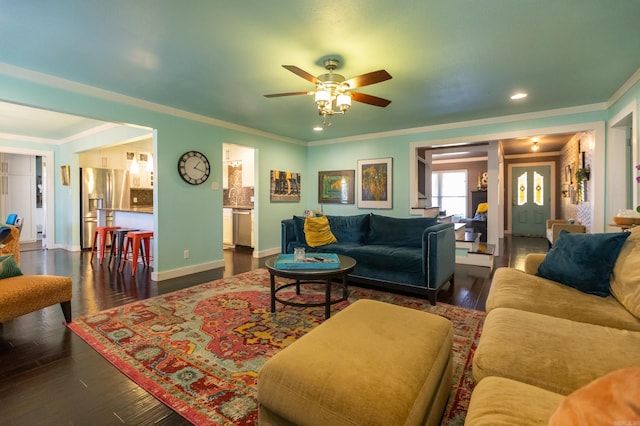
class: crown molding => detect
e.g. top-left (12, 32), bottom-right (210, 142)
top-left (310, 103), bottom-right (607, 146)
top-left (0, 62), bottom-right (304, 146)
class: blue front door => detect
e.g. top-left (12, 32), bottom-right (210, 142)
top-left (512, 165), bottom-right (551, 236)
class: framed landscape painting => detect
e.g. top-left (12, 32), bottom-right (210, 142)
top-left (318, 170), bottom-right (355, 204)
top-left (357, 158), bottom-right (392, 209)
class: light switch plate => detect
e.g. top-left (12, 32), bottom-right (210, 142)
top-left (211, 181), bottom-right (219, 190)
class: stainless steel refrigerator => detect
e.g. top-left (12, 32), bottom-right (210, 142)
top-left (80, 168), bottom-right (130, 249)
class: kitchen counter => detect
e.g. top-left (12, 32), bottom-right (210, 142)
top-left (98, 207), bottom-right (153, 214)
top-left (223, 205), bottom-right (254, 209)
top-left (97, 207), bottom-right (154, 230)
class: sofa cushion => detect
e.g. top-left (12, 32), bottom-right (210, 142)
top-left (473, 308), bottom-right (640, 395)
top-left (486, 267), bottom-right (640, 331)
top-left (366, 214), bottom-right (437, 247)
top-left (548, 367), bottom-right (640, 426)
top-left (346, 245), bottom-right (423, 273)
top-left (0, 254), bottom-right (23, 279)
top-left (610, 226), bottom-right (640, 319)
top-left (303, 216), bottom-right (337, 247)
top-left (292, 215), bottom-right (306, 244)
top-left (465, 376), bottom-right (564, 426)
top-left (536, 231), bottom-right (629, 296)
top-left (326, 214), bottom-right (370, 243)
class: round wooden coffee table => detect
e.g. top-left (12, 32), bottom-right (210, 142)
top-left (265, 254), bottom-right (356, 319)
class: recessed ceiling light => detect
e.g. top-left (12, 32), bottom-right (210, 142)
top-left (313, 126), bottom-right (323, 131)
top-left (510, 92), bottom-right (528, 100)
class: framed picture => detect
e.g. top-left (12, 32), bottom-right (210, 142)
top-left (358, 158), bottom-right (392, 209)
top-left (270, 170), bottom-right (301, 202)
top-left (60, 165), bottom-right (71, 186)
top-left (318, 170), bottom-right (355, 204)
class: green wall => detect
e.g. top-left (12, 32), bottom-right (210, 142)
top-left (0, 72), bottom-right (306, 280)
top-left (1, 68), bottom-right (638, 281)
top-left (307, 109), bottom-right (608, 218)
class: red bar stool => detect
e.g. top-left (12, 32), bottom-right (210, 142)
top-left (119, 231), bottom-right (154, 276)
top-left (90, 226), bottom-right (121, 265)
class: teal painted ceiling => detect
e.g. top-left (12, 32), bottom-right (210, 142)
top-left (1, 0), bottom-right (639, 142)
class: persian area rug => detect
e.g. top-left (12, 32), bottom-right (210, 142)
top-left (68, 269), bottom-right (484, 426)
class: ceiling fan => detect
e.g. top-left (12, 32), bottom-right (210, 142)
top-left (264, 58), bottom-right (392, 119)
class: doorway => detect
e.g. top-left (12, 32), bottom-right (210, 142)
top-left (0, 151), bottom-right (48, 247)
top-left (509, 163), bottom-right (554, 237)
top-left (222, 143), bottom-right (256, 252)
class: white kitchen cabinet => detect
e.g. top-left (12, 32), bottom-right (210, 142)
top-left (223, 208), bottom-right (233, 246)
top-left (222, 162), bottom-right (229, 189)
top-left (130, 170), bottom-right (153, 189)
top-left (241, 148), bottom-right (254, 187)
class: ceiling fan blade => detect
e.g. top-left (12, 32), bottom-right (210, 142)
top-left (345, 70), bottom-right (392, 89)
top-left (282, 65), bottom-right (319, 84)
top-left (264, 91), bottom-right (310, 98)
top-left (350, 91), bottom-right (392, 107)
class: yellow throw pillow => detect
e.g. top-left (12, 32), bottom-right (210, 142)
top-left (304, 216), bottom-right (337, 248)
top-left (610, 226), bottom-right (640, 319)
top-left (476, 202), bottom-right (488, 214)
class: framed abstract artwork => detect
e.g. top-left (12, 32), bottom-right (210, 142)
top-left (318, 170), bottom-right (355, 204)
top-left (357, 158), bottom-right (392, 209)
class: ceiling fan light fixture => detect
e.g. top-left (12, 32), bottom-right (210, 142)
top-left (314, 88), bottom-right (331, 108)
top-left (265, 58), bottom-right (392, 127)
top-left (336, 93), bottom-right (351, 111)
top-left (531, 141), bottom-right (539, 151)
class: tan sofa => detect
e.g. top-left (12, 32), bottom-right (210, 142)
top-left (0, 226), bottom-right (72, 323)
top-left (466, 227), bottom-right (640, 425)
top-left (545, 219), bottom-right (585, 245)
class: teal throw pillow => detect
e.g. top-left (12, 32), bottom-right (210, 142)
top-left (536, 231), bottom-right (629, 296)
top-left (0, 254), bottom-right (23, 279)
top-left (326, 214), bottom-right (370, 243)
top-left (367, 214), bottom-right (437, 247)
top-left (0, 225), bottom-right (12, 244)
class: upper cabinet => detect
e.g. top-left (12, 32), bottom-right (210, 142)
top-left (80, 149), bottom-right (126, 169)
top-left (242, 148), bottom-right (254, 187)
top-left (223, 144), bottom-right (254, 189)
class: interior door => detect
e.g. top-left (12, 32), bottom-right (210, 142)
top-left (512, 165), bottom-right (551, 236)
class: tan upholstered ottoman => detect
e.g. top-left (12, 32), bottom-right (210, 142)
top-left (258, 299), bottom-right (453, 426)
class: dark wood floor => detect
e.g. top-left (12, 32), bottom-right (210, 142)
top-left (0, 236), bottom-right (548, 425)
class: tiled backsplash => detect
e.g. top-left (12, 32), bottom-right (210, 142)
top-left (131, 188), bottom-right (153, 207)
top-left (223, 186), bottom-right (254, 207)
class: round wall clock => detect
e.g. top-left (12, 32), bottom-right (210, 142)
top-left (178, 150), bottom-right (211, 185)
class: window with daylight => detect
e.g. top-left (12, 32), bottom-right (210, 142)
top-left (432, 170), bottom-right (468, 216)
top-left (518, 172), bottom-right (527, 206)
top-left (534, 171), bottom-right (544, 206)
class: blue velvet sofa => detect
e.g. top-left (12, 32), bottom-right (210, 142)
top-left (281, 213), bottom-right (456, 304)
